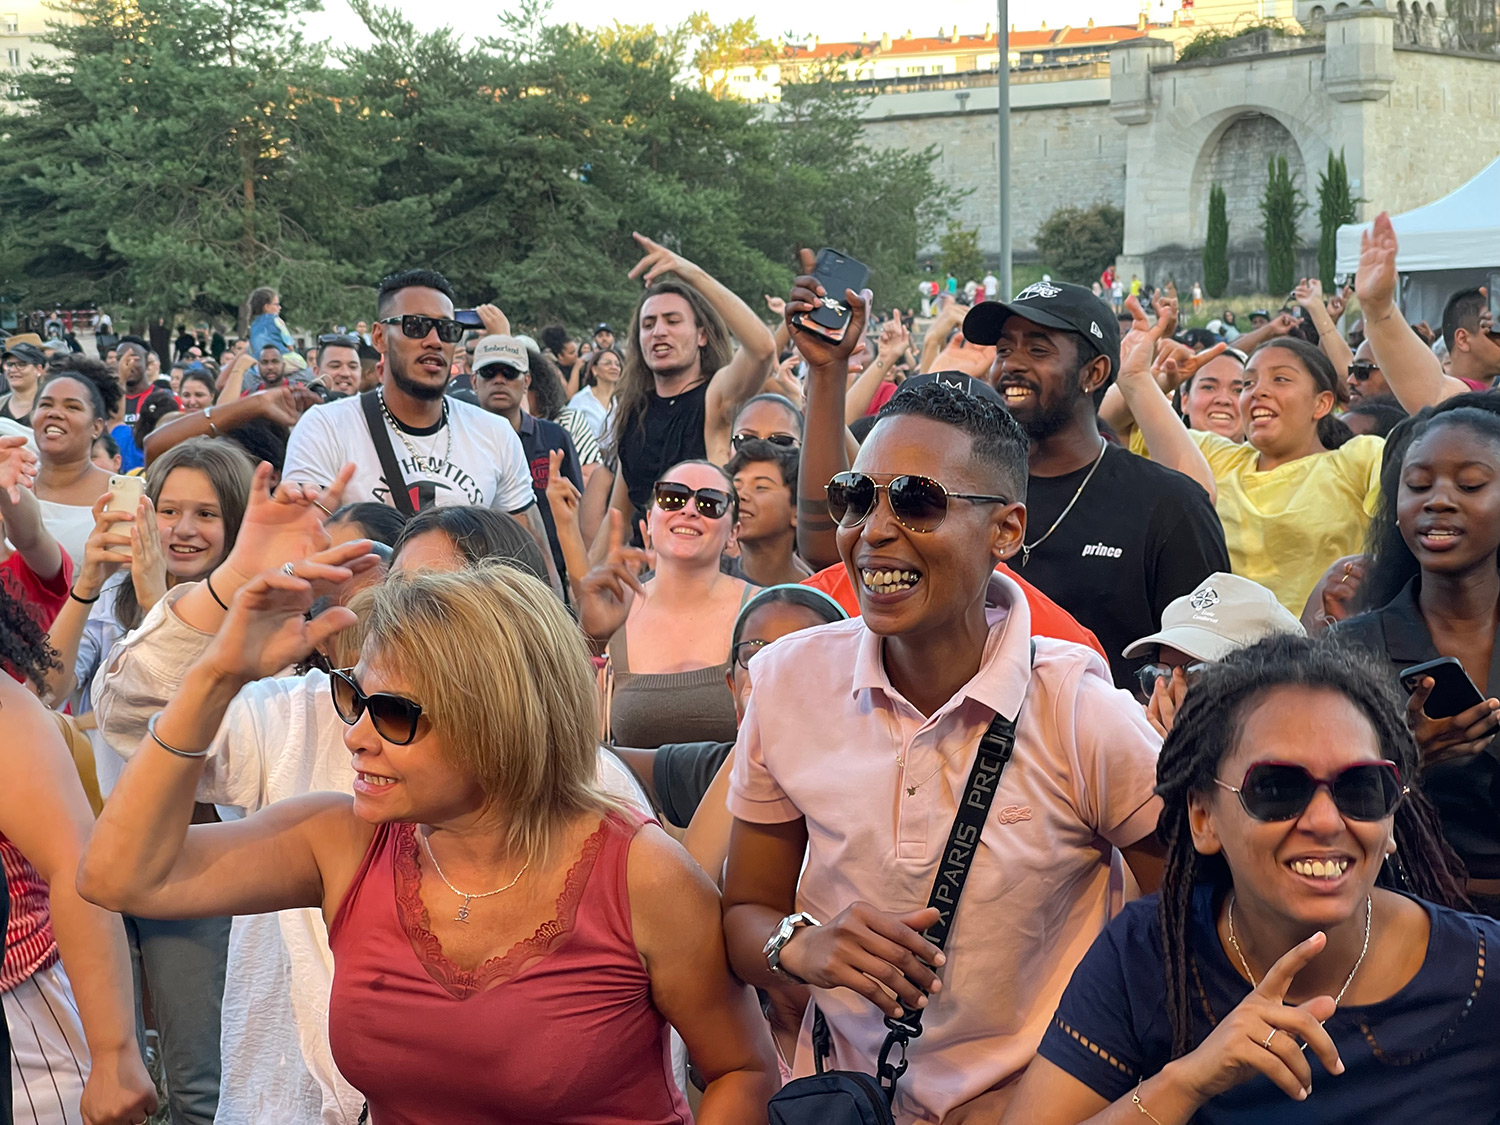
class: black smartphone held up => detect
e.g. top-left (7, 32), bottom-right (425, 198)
top-left (1399, 656), bottom-right (1487, 720)
top-left (455, 309), bottom-right (485, 329)
top-left (794, 249), bottom-right (870, 343)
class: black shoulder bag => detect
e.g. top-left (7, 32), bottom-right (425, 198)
top-left (767, 697), bottom-right (1024, 1125)
top-left (360, 388), bottom-right (417, 518)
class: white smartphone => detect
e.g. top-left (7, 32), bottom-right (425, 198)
top-left (104, 474), bottom-right (146, 556)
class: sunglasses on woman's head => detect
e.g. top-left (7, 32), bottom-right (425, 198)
top-left (731, 432), bottom-right (799, 452)
top-left (1348, 362), bottom-right (1379, 382)
top-left (376, 315), bottom-right (466, 344)
top-left (825, 472), bottom-right (1009, 534)
top-left (653, 481), bottom-right (732, 520)
top-left (1215, 760), bottom-right (1406, 822)
top-left (330, 669), bottom-right (424, 745)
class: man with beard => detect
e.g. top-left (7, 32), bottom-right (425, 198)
top-left (312, 334), bottom-right (364, 398)
top-left (282, 269), bottom-right (556, 586)
top-left (603, 233), bottom-right (776, 541)
top-left (115, 336), bottom-right (180, 471)
top-left (962, 282), bottom-right (1228, 687)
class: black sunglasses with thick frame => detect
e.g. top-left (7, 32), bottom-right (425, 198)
top-left (1348, 361), bottom-right (1380, 382)
top-left (731, 431), bottom-right (799, 453)
top-left (330, 668), bottom-right (425, 746)
top-left (653, 481), bottom-right (733, 520)
top-left (377, 315), bottom-right (466, 345)
top-left (1215, 759), bottom-right (1407, 823)
top-left (825, 471), bottom-right (1009, 534)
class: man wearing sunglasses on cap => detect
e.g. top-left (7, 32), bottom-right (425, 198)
top-left (961, 282), bottom-right (1229, 689)
top-left (283, 269), bottom-right (558, 590)
top-left (472, 333), bottom-right (583, 594)
top-left (722, 375), bottom-right (1167, 1123)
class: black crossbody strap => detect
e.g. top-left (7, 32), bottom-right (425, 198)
top-left (875, 641), bottom-right (1033, 1103)
top-left (360, 388), bottom-right (417, 518)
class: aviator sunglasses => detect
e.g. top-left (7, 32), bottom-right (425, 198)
top-left (377, 315), bottom-right (466, 344)
top-left (825, 472), bottom-right (1009, 534)
top-left (1215, 760), bottom-right (1407, 822)
top-left (330, 669), bottom-right (425, 745)
top-left (653, 480), bottom-right (733, 520)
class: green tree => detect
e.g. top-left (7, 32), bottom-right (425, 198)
top-left (1034, 204), bottom-right (1123, 285)
top-left (1260, 155), bottom-right (1306, 295)
top-left (1203, 183), bottom-right (1229, 298)
top-left (937, 223), bottom-right (983, 283)
top-left (1316, 150), bottom-right (1358, 291)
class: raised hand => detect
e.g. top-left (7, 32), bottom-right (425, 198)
top-left (1269, 312), bottom-right (1297, 337)
top-left (254, 385), bottom-right (319, 428)
top-left (1293, 278), bottom-right (1325, 312)
top-left (1154, 339), bottom-right (1229, 393)
top-left (1118, 295), bottom-right (1171, 384)
top-left (0, 434), bottom-right (38, 503)
top-left (1356, 212), bottom-right (1400, 313)
top-left (129, 495), bottom-right (169, 613)
top-left (764, 295), bottom-right (786, 317)
top-left (217, 461), bottom-right (354, 589)
top-left (1306, 555), bottom-right (1366, 634)
top-left (1406, 682), bottom-right (1500, 769)
top-left (475, 303), bottom-right (510, 336)
top-left (576, 509), bottom-right (651, 641)
top-left (774, 902), bottom-right (946, 1020)
top-left (544, 449), bottom-right (580, 528)
top-left (1146, 666), bottom-right (1190, 738)
top-left (877, 316), bottom-right (911, 359)
top-left (1152, 289), bottom-right (1180, 341)
top-left (785, 247), bottom-right (870, 370)
top-left (628, 232), bottom-right (697, 287)
top-left (1172, 931), bottom-right (1343, 1105)
top-left (200, 540), bottom-right (377, 685)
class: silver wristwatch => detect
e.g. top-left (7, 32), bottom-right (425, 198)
top-left (763, 911), bottom-right (821, 983)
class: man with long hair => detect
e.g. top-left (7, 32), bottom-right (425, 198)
top-left (604, 233), bottom-right (776, 539)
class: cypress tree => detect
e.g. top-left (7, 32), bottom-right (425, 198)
top-left (1261, 155), bottom-right (1306, 295)
top-left (1203, 183), bottom-right (1229, 298)
top-left (1317, 150), bottom-right (1358, 290)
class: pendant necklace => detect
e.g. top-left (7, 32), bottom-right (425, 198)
top-left (419, 830), bottom-right (529, 924)
top-left (1020, 439), bottom-right (1107, 567)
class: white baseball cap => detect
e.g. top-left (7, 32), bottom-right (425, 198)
top-left (1123, 573), bottom-right (1305, 662)
top-left (472, 335), bottom-right (528, 374)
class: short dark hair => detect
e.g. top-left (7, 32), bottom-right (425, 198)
top-left (376, 269), bottom-right (456, 318)
top-left (1342, 395), bottom-right (1408, 438)
top-left (328, 502), bottom-right (409, 547)
top-left (223, 416), bottom-right (290, 474)
top-left (726, 438), bottom-right (800, 492)
top-left (391, 505), bottom-right (549, 582)
top-left (539, 325), bottom-right (571, 355)
top-left (875, 380), bottom-right (1029, 502)
top-left (734, 393), bottom-right (803, 435)
top-left (1441, 288), bottom-right (1486, 352)
top-left (91, 431), bottom-right (120, 458)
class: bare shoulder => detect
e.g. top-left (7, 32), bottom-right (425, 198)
top-left (627, 820), bottom-right (715, 899)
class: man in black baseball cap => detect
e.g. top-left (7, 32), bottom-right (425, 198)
top-left (961, 281), bottom-right (1229, 689)
top-left (1, 341), bottom-right (47, 427)
top-left (592, 322), bottom-right (614, 351)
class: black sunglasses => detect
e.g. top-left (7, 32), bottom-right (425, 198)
top-left (476, 364), bottom-right (525, 381)
top-left (1215, 760), bottom-right (1406, 822)
top-left (826, 472), bottom-right (1008, 534)
top-left (653, 481), bottom-right (733, 520)
top-left (731, 432), bottom-right (799, 452)
top-left (732, 639), bottom-right (767, 669)
top-left (330, 669), bottom-right (424, 745)
top-left (1348, 362), bottom-right (1379, 382)
top-left (377, 315), bottom-right (465, 344)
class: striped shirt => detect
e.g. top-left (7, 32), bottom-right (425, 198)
top-left (1, 835), bottom-right (57, 993)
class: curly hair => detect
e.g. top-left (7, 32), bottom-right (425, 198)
top-left (0, 582), bottom-right (61, 690)
top-left (1153, 634), bottom-right (1469, 1058)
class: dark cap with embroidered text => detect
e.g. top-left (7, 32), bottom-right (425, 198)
top-left (962, 281), bottom-right (1120, 377)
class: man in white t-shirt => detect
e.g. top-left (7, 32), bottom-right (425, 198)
top-left (282, 268), bottom-right (557, 587)
top-left (982, 271), bottom-right (999, 303)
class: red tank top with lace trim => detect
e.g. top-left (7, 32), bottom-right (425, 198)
top-left (327, 812), bottom-right (691, 1125)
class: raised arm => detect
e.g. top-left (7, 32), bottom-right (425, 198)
top-left (785, 248), bottom-right (867, 568)
top-left (144, 385), bottom-right (317, 465)
top-left (42, 494), bottom-right (131, 704)
top-left (1293, 278), bottom-right (1354, 385)
top-left (1356, 212), bottom-right (1467, 411)
top-left (78, 547), bottom-right (377, 922)
top-left (0, 677), bottom-right (158, 1125)
top-left (918, 296), bottom-right (966, 374)
top-left (628, 233), bottom-right (777, 458)
top-left (0, 435), bottom-right (62, 586)
top-left (216, 351), bottom-right (257, 405)
top-left (844, 318), bottom-right (908, 423)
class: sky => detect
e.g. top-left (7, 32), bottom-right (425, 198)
top-left (300, 0), bottom-right (1155, 50)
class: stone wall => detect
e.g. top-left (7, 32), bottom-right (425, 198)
top-left (859, 92), bottom-right (1126, 258)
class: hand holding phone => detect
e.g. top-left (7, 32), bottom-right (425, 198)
top-left (1399, 657), bottom-right (1485, 719)
top-left (785, 249), bottom-right (870, 369)
top-left (104, 474), bottom-right (146, 558)
top-left (791, 249), bottom-right (870, 344)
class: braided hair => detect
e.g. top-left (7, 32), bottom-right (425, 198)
top-left (1153, 633), bottom-right (1469, 1058)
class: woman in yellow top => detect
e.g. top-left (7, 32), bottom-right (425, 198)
top-left (1115, 336), bottom-right (1382, 615)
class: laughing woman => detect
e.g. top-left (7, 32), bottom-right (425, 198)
top-left (78, 563), bottom-right (778, 1125)
top-left (999, 636), bottom-right (1491, 1125)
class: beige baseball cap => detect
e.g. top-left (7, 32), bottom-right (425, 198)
top-left (472, 334), bottom-right (528, 374)
top-left (1123, 572), bottom-right (1305, 662)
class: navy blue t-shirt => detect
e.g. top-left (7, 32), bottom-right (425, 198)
top-left (1038, 885), bottom-right (1500, 1123)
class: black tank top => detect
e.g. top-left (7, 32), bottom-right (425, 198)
top-left (617, 380), bottom-right (709, 530)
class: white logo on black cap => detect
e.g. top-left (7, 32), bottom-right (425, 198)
top-left (1190, 587), bottom-right (1219, 611)
top-left (1015, 282), bottom-right (1061, 300)
top-left (1090, 321), bottom-right (1103, 339)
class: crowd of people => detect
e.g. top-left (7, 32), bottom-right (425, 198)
top-left (1, 206), bottom-right (1499, 1125)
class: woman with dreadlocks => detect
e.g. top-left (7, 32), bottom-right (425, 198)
top-left (999, 635), bottom-right (1495, 1124)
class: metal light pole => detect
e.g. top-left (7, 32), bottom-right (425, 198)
top-left (996, 0), bottom-right (1012, 299)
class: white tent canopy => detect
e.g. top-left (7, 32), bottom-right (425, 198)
top-left (1335, 156), bottom-right (1500, 326)
top-left (1337, 156), bottom-right (1500, 273)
